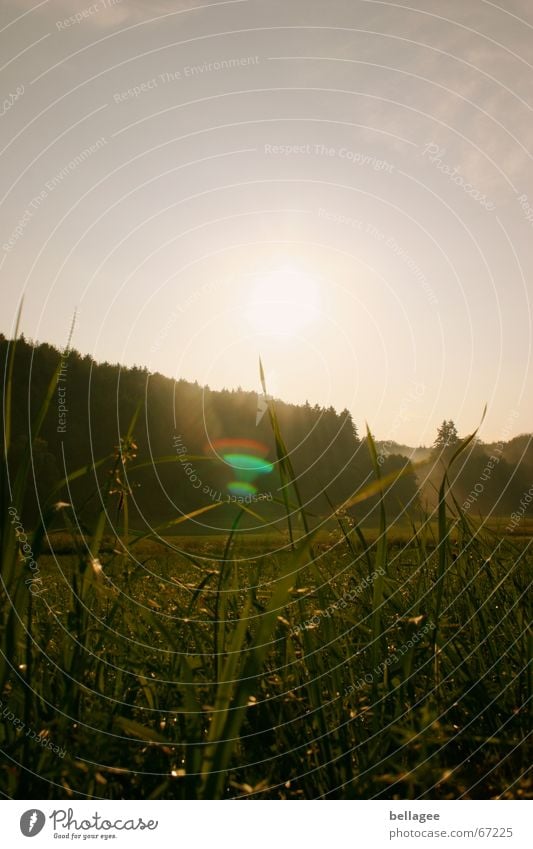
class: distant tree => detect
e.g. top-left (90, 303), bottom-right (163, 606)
top-left (433, 420), bottom-right (459, 452)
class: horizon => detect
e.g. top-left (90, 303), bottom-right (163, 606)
top-left (4, 328), bottom-right (530, 446)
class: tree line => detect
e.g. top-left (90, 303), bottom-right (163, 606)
top-left (1, 335), bottom-right (530, 533)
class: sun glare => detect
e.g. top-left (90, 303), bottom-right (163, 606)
top-left (244, 264), bottom-right (322, 335)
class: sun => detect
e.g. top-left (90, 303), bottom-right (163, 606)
top-left (244, 263), bottom-right (322, 335)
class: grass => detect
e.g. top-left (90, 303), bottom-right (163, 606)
top-left (0, 330), bottom-right (531, 799)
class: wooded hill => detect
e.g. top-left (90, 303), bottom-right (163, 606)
top-left (1, 335), bottom-right (531, 533)
top-left (1, 335), bottom-right (417, 532)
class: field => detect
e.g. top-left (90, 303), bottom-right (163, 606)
top-left (1, 508), bottom-right (531, 799)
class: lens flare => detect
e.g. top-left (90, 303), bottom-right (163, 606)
top-left (209, 438), bottom-right (269, 457)
top-left (207, 438), bottom-right (274, 496)
top-left (222, 454), bottom-right (274, 474)
top-left (227, 481), bottom-right (258, 497)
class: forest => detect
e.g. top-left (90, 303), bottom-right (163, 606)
top-left (2, 335), bottom-right (531, 536)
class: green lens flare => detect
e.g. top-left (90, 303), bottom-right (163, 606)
top-left (222, 454), bottom-right (274, 474)
top-left (206, 438), bottom-right (273, 498)
top-left (227, 481), bottom-right (258, 497)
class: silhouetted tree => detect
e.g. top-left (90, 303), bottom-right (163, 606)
top-left (433, 420), bottom-right (459, 451)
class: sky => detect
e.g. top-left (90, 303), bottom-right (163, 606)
top-left (1, 0), bottom-right (532, 445)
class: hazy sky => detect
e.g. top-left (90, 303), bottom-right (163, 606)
top-left (1, 0), bottom-right (532, 444)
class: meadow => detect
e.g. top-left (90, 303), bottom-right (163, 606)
top-left (0, 329), bottom-right (531, 800)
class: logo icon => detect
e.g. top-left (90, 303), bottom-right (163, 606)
top-left (20, 810), bottom-right (46, 837)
